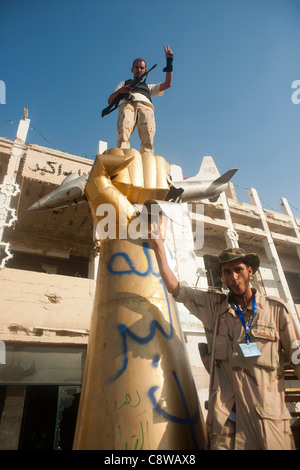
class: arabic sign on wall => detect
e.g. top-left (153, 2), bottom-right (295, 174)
top-left (22, 149), bottom-right (93, 184)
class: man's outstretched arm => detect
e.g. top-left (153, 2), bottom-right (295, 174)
top-left (149, 222), bottom-right (179, 297)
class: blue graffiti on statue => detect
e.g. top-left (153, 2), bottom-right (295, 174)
top-left (107, 242), bottom-right (160, 277)
top-left (110, 278), bottom-right (174, 382)
top-left (107, 242), bottom-right (186, 382)
top-left (105, 242), bottom-right (199, 447)
top-left (151, 354), bottom-right (160, 368)
top-left (148, 370), bottom-right (201, 450)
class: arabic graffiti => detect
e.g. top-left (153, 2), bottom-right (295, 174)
top-left (114, 390), bottom-right (141, 410)
top-left (148, 370), bottom-right (201, 450)
top-left (28, 160), bottom-right (87, 178)
top-left (102, 241), bottom-right (201, 449)
top-left (110, 278), bottom-right (174, 382)
top-left (118, 420), bottom-right (150, 450)
top-left (103, 388), bottom-right (150, 450)
top-left (107, 242), bottom-right (160, 278)
top-left (107, 242), bottom-right (185, 382)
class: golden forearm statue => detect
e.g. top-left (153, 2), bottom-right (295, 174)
top-left (72, 148), bottom-right (206, 450)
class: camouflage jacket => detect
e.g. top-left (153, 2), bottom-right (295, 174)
top-left (175, 284), bottom-right (300, 450)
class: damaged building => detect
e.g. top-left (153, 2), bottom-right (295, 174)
top-left (0, 114), bottom-right (299, 449)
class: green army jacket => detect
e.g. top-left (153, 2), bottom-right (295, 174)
top-left (175, 284), bottom-right (300, 450)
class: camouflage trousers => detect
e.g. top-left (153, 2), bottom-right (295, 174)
top-left (209, 418), bottom-right (235, 450)
top-left (117, 101), bottom-right (156, 155)
top-left (208, 417), bottom-right (296, 450)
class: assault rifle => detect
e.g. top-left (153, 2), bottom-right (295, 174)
top-left (101, 64), bottom-right (157, 118)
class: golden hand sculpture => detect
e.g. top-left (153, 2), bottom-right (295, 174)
top-left (73, 149), bottom-right (206, 450)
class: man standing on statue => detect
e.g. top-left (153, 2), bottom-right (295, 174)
top-left (149, 222), bottom-right (300, 450)
top-left (107, 45), bottom-right (173, 155)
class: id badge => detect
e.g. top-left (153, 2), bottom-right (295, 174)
top-left (239, 342), bottom-right (261, 358)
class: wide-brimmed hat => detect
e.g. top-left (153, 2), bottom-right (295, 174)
top-left (210, 248), bottom-right (260, 274)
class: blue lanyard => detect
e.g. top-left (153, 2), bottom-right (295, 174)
top-left (233, 297), bottom-right (257, 344)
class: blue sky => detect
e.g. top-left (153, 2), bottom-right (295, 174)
top-left (1, 0), bottom-right (300, 212)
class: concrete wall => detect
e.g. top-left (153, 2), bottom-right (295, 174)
top-left (0, 268), bottom-right (94, 344)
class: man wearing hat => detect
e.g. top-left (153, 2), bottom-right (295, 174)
top-left (149, 230), bottom-right (300, 450)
